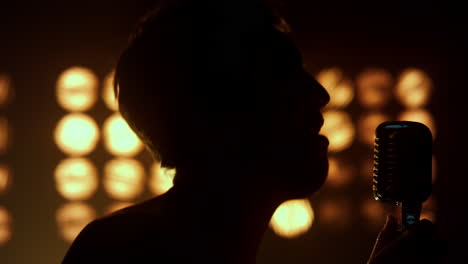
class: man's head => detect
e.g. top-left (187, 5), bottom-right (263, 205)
top-left (114, 0), bottom-right (330, 200)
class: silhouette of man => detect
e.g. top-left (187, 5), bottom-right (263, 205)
top-left (62, 1), bottom-right (438, 263)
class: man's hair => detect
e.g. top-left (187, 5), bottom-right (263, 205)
top-left (113, 0), bottom-right (289, 165)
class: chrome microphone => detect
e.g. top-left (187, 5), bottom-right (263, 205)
top-left (373, 121), bottom-right (432, 229)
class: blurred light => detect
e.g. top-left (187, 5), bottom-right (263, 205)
top-left (0, 117), bottom-right (9, 154)
top-left (105, 202), bottom-right (133, 215)
top-left (398, 109), bottom-right (436, 137)
top-left (269, 199), bottom-right (314, 239)
top-left (54, 158), bottom-right (98, 201)
top-left (103, 113), bottom-right (144, 157)
top-left (395, 68), bottom-right (432, 108)
top-left (360, 158), bottom-right (374, 181)
top-left (361, 199), bottom-right (386, 229)
top-left (56, 202), bottom-right (96, 243)
top-left (56, 67), bottom-right (98, 112)
top-left (325, 157), bottom-right (354, 188)
top-left (356, 69), bottom-right (393, 109)
top-left (318, 199), bottom-right (351, 228)
top-left (149, 162), bottom-right (176, 196)
top-left (102, 71), bottom-right (118, 111)
top-left (54, 114), bottom-right (99, 156)
top-left (0, 206), bottom-right (12, 246)
top-left (0, 165), bottom-right (12, 194)
top-left (0, 74), bottom-right (12, 106)
top-left (103, 158), bottom-right (145, 201)
top-left (316, 67), bottom-right (354, 108)
top-left (421, 198), bottom-right (436, 222)
top-left (357, 112), bottom-right (390, 146)
top-left (320, 111), bottom-right (355, 152)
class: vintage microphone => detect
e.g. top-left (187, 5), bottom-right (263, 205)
top-left (373, 121), bottom-right (432, 230)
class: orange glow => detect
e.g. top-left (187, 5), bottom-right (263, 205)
top-left (0, 165), bottom-right (11, 194)
top-left (360, 158), bottom-right (374, 181)
top-left (320, 111), bottom-right (355, 152)
top-left (0, 206), bottom-right (12, 246)
top-left (54, 158), bottom-right (98, 201)
top-left (56, 203), bottom-right (96, 243)
top-left (269, 199), bottom-right (314, 239)
top-left (318, 199), bottom-right (350, 228)
top-left (105, 202), bottom-right (133, 215)
top-left (421, 198), bottom-right (436, 222)
top-left (54, 114), bottom-right (99, 156)
top-left (325, 157), bottom-right (354, 187)
top-left (396, 69), bottom-right (432, 108)
top-left (56, 67), bottom-right (98, 112)
top-left (398, 109), bottom-right (436, 137)
top-left (356, 69), bottom-right (393, 109)
top-left (0, 117), bottom-right (9, 154)
top-left (357, 112), bottom-right (390, 146)
top-left (361, 199), bottom-right (386, 229)
top-left (149, 162), bottom-right (176, 196)
top-left (0, 74), bottom-right (12, 106)
top-left (316, 67), bottom-right (354, 108)
top-left (102, 71), bottom-right (118, 111)
top-left (103, 113), bottom-right (144, 157)
top-left (103, 159), bottom-right (145, 201)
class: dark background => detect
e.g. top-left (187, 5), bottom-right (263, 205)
top-left (0, 1), bottom-right (453, 263)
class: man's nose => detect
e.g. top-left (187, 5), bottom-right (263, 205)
top-left (306, 73), bottom-right (330, 108)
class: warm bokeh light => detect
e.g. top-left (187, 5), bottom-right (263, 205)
top-left (421, 198), bottom-right (436, 222)
top-left (105, 202), bottom-right (133, 215)
top-left (56, 203), bottom-right (96, 243)
top-left (356, 69), bottom-right (393, 109)
top-left (269, 199), bottom-right (314, 239)
top-left (395, 68), bottom-right (432, 108)
top-left (325, 157), bottom-right (354, 188)
top-left (0, 74), bottom-right (12, 106)
top-left (103, 113), bottom-right (144, 157)
top-left (56, 67), bottom-right (98, 112)
top-left (0, 206), bottom-right (12, 246)
top-left (54, 114), bottom-right (100, 156)
top-left (103, 158), bottom-right (145, 201)
top-left (316, 67), bottom-right (354, 108)
top-left (357, 112), bottom-right (390, 146)
top-left (0, 117), bottom-right (9, 154)
top-left (398, 109), bottom-right (436, 137)
top-left (360, 158), bottom-right (374, 181)
top-left (318, 199), bottom-right (351, 228)
top-left (320, 111), bottom-right (355, 152)
top-left (361, 199), bottom-right (386, 229)
top-left (102, 71), bottom-right (118, 111)
top-left (149, 162), bottom-right (176, 196)
top-left (54, 158), bottom-right (98, 201)
top-left (0, 165), bottom-right (12, 194)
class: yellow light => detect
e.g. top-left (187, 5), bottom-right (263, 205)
top-left (0, 74), bottom-right (12, 106)
top-left (356, 69), bottom-right (393, 109)
top-left (357, 112), bottom-right (390, 146)
top-left (56, 203), bottom-right (96, 243)
top-left (325, 157), bottom-right (353, 188)
top-left (0, 117), bottom-right (9, 154)
top-left (0, 165), bottom-right (12, 194)
top-left (149, 162), bottom-right (176, 196)
top-left (320, 111), bottom-right (355, 152)
top-left (316, 68), bottom-right (354, 108)
top-left (398, 109), bottom-right (436, 137)
top-left (103, 113), bottom-right (144, 157)
top-left (103, 158), bottom-right (145, 201)
top-left (102, 71), bottom-right (118, 111)
top-left (361, 199), bottom-right (386, 229)
top-left (396, 68), bottom-right (432, 108)
top-left (54, 158), bottom-right (98, 201)
top-left (105, 202), bottom-right (133, 215)
top-left (54, 114), bottom-right (100, 156)
top-left (0, 206), bottom-right (12, 246)
top-left (56, 67), bottom-right (98, 112)
top-left (269, 199), bottom-right (314, 239)
top-left (318, 199), bottom-right (350, 228)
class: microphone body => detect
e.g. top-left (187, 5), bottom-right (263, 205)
top-left (373, 121), bottom-right (432, 229)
